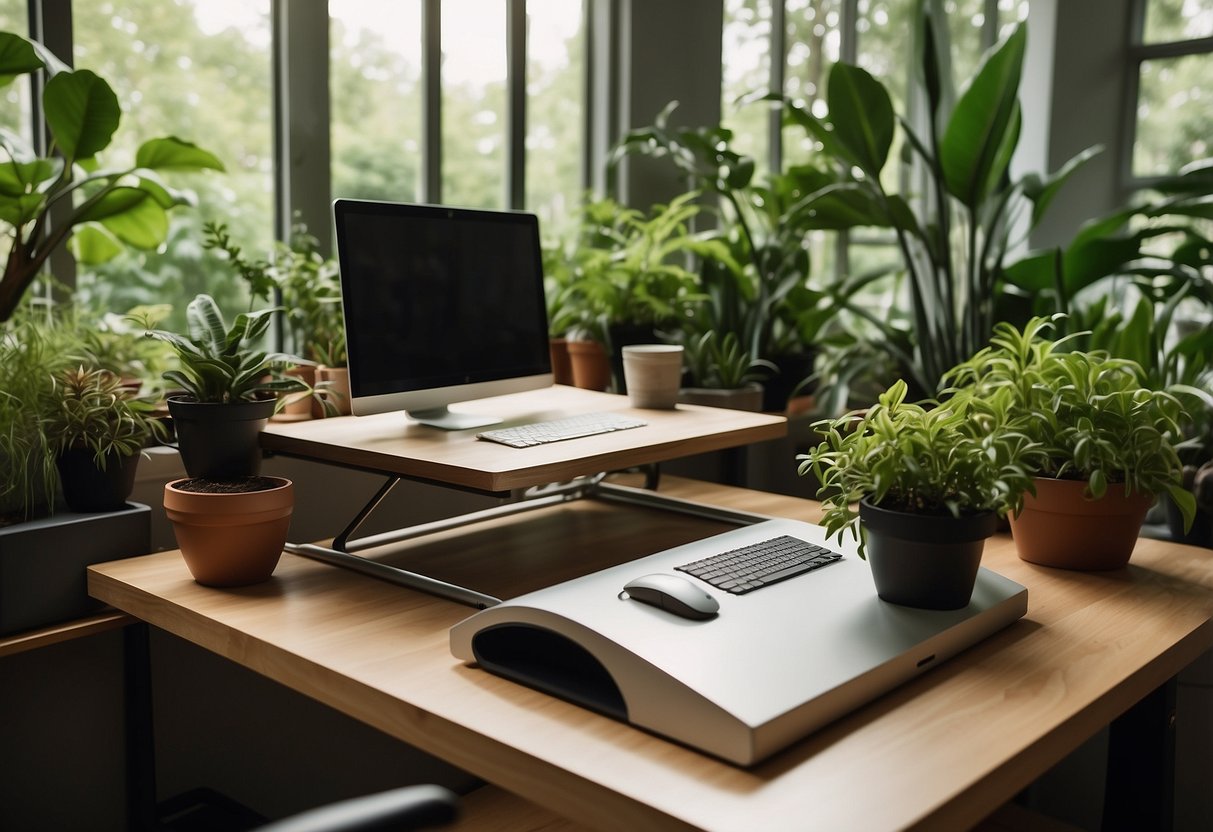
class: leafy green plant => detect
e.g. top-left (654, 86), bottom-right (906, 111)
top-left (44, 366), bottom-right (165, 465)
top-left (681, 331), bottom-right (775, 390)
top-left (131, 294), bottom-right (305, 405)
top-left (272, 221), bottom-right (346, 368)
top-left (0, 310), bottom-right (74, 522)
top-left (0, 31), bottom-right (224, 322)
top-left (610, 105), bottom-right (834, 366)
top-left (553, 194), bottom-right (725, 343)
top-left (775, 4), bottom-right (1097, 397)
top-left (944, 316), bottom-right (1197, 527)
top-left (799, 378), bottom-right (1041, 555)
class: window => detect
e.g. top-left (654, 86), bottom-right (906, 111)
top-left (330, 0), bottom-right (423, 204)
top-left (72, 0), bottom-right (274, 328)
top-left (18, 0), bottom-right (588, 323)
top-left (1129, 0), bottom-right (1213, 179)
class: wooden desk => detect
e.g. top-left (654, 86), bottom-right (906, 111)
top-left (260, 386), bottom-right (787, 493)
top-left (88, 478), bottom-right (1213, 831)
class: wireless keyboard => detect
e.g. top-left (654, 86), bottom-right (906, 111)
top-left (476, 411), bottom-right (647, 448)
top-left (676, 535), bottom-right (843, 594)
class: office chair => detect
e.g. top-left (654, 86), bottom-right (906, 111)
top-left (256, 785), bottom-right (458, 832)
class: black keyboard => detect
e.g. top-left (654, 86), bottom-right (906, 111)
top-left (676, 535), bottom-right (842, 595)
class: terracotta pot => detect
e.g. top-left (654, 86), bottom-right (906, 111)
top-left (860, 500), bottom-right (996, 610)
top-left (567, 340), bottom-right (612, 392)
top-left (316, 365), bottom-right (352, 416)
top-left (273, 365), bottom-right (316, 422)
top-left (677, 383), bottom-right (765, 413)
top-left (548, 338), bottom-right (574, 386)
top-left (164, 476), bottom-right (293, 587)
top-left (1009, 477), bottom-right (1154, 570)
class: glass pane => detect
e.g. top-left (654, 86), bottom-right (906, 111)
top-left (1144, 0), bottom-right (1213, 43)
top-left (944, 0), bottom-right (988, 90)
top-left (442, 0), bottom-right (506, 209)
top-left (997, 0), bottom-right (1029, 42)
top-left (330, 0), bottom-right (423, 205)
top-left (525, 0), bottom-right (584, 240)
top-left (73, 0), bottom-right (273, 330)
top-left (856, 0), bottom-right (913, 193)
top-left (783, 0), bottom-right (842, 165)
top-left (1133, 54), bottom-right (1213, 176)
top-left (721, 0), bottom-right (772, 175)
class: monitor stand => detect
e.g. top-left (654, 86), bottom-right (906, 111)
top-left (407, 406), bottom-right (502, 431)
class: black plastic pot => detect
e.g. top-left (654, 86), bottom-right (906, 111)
top-left (167, 396), bottom-right (276, 480)
top-left (859, 499), bottom-right (998, 610)
top-left (55, 447), bottom-right (140, 512)
top-left (761, 350), bottom-right (816, 412)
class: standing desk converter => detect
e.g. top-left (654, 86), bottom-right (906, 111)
top-left (88, 476), bottom-right (1213, 831)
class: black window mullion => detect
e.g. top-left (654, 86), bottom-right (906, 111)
top-left (506, 0), bottom-right (526, 210)
top-left (422, 0), bottom-right (442, 204)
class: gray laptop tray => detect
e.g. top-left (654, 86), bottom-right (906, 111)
top-left (449, 518), bottom-right (1028, 766)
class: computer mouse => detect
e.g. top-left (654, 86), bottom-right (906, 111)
top-left (622, 573), bottom-right (719, 620)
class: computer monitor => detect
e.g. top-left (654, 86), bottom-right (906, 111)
top-left (332, 199), bottom-right (553, 430)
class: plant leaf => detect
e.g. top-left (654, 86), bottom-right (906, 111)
top-left (0, 32), bottom-right (43, 88)
top-left (826, 63), bottom-right (894, 179)
top-left (43, 69), bottom-right (120, 163)
top-left (939, 23), bottom-right (1026, 207)
top-left (135, 136), bottom-right (226, 172)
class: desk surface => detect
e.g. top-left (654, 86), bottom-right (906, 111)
top-left (89, 478), bottom-right (1213, 832)
top-left (259, 386), bottom-right (787, 493)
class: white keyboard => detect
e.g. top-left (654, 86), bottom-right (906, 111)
top-left (476, 411), bottom-right (647, 448)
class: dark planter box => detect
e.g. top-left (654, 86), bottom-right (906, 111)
top-left (0, 503), bottom-right (151, 635)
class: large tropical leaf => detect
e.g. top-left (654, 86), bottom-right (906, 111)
top-left (68, 223), bottom-right (124, 264)
top-left (0, 33), bottom-right (42, 88)
top-left (939, 23), bottom-right (1026, 207)
top-left (99, 193), bottom-right (169, 248)
top-left (826, 63), bottom-right (895, 179)
top-left (135, 136), bottom-right (225, 172)
top-left (43, 69), bottom-right (120, 162)
top-left (0, 158), bottom-right (59, 198)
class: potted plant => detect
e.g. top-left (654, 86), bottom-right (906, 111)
top-left (944, 316), bottom-right (1196, 569)
top-left (0, 311), bottom-right (152, 635)
top-left (0, 31), bottom-right (223, 322)
top-left (554, 195), bottom-right (722, 391)
top-left (163, 475), bottom-right (293, 587)
top-left (44, 366), bottom-right (166, 512)
top-left (131, 294), bottom-right (306, 480)
top-left (799, 379), bottom-right (1039, 609)
top-left (677, 331), bottom-right (774, 412)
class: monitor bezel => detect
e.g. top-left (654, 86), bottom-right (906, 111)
top-left (333, 198), bottom-right (553, 426)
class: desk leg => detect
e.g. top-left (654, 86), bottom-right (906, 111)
top-left (125, 622), bottom-right (158, 832)
top-left (1102, 677), bottom-right (1176, 832)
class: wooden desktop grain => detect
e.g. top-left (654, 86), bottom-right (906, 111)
top-left (259, 386), bottom-right (787, 492)
top-left (88, 478), bottom-right (1213, 832)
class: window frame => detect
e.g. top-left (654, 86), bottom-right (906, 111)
top-left (1121, 0), bottom-right (1213, 189)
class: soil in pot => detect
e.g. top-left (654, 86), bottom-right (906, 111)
top-left (164, 475), bottom-right (293, 587)
top-left (860, 500), bottom-right (997, 610)
top-left (1009, 478), bottom-right (1153, 570)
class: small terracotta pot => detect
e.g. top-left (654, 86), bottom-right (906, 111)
top-left (316, 365), bottom-right (352, 416)
top-left (567, 340), bottom-right (612, 392)
top-left (1009, 477), bottom-right (1154, 570)
top-left (274, 365), bottom-right (316, 422)
top-left (549, 338), bottom-right (574, 386)
top-left (164, 477), bottom-right (293, 587)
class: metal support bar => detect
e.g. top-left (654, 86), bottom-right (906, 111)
top-left (332, 475), bottom-right (403, 552)
top-left (286, 543), bottom-right (502, 609)
top-left (285, 473), bottom-right (771, 610)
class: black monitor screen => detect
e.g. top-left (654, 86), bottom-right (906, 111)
top-left (334, 200), bottom-right (551, 400)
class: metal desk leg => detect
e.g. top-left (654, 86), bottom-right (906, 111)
top-left (124, 622), bottom-right (157, 832)
top-left (1102, 677), bottom-right (1176, 832)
